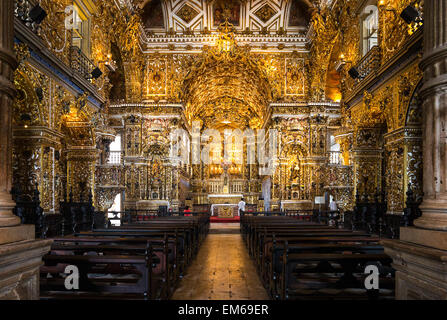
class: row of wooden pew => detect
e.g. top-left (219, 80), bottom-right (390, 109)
top-left (39, 215), bottom-right (210, 300)
top-left (241, 215), bottom-right (395, 300)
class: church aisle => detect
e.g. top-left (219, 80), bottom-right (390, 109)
top-left (172, 232), bottom-right (269, 300)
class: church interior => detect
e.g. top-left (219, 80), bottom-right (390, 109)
top-left (2, 0), bottom-right (447, 302)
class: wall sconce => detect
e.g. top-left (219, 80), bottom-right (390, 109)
top-left (99, 53), bottom-right (117, 72)
top-left (104, 61), bottom-right (117, 72)
top-left (335, 54), bottom-right (352, 73)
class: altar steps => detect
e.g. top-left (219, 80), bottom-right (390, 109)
top-left (210, 216), bottom-right (240, 223)
top-left (209, 223), bottom-right (241, 234)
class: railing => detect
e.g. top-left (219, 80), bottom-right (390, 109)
top-left (230, 181), bottom-right (243, 193)
top-left (342, 185), bottom-right (421, 238)
top-left (12, 183), bottom-right (107, 238)
top-left (328, 151), bottom-right (342, 165)
top-left (108, 210), bottom-right (211, 225)
top-left (107, 151), bottom-right (123, 164)
top-left (70, 46), bottom-right (95, 80)
top-left (15, 0), bottom-right (40, 34)
top-left (240, 209), bottom-right (341, 225)
top-left (208, 182), bottom-right (222, 194)
top-left (346, 45), bottom-right (381, 90)
top-left (356, 45), bottom-right (381, 79)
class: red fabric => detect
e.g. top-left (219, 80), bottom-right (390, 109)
top-left (210, 216), bottom-right (240, 223)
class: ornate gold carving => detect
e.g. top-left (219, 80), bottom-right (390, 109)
top-left (254, 4), bottom-right (277, 23)
top-left (182, 22), bottom-right (271, 129)
top-left (146, 58), bottom-right (168, 97)
top-left (176, 4), bottom-right (200, 24)
top-left (285, 58), bottom-right (305, 96)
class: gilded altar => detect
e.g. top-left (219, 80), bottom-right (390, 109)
top-left (280, 200), bottom-right (313, 211)
top-left (211, 204), bottom-right (239, 217)
top-left (207, 194), bottom-right (242, 205)
top-left (208, 194), bottom-right (242, 217)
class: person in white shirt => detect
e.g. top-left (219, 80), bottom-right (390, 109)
top-left (328, 199), bottom-right (339, 227)
top-left (329, 199), bottom-right (338, 212)
top-left (238, 198), bottom-right (246, 216)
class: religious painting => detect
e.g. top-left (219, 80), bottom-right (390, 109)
top-left (254, 4), bottom-right (277, 23)
top-left (176, 3), bottom-right (200, 24)
top-left (142, 0), bottom-right (164, 28)
top-left (213, 0), bottom-right (241, 27)
top-left (288, 0), bottom-right (311, 28)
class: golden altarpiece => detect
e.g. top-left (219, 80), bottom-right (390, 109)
top-left (10, 0), bottom-right (423, 219)
top-left (7, 0), bottom-right (447, 301)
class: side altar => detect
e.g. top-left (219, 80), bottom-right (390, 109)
top-left (208, 194), bottom-right (242, 217)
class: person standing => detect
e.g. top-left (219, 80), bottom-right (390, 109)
top-left (238, 198), bottom-right (246, 216)
top-left (329, 199), bottom-right (339, 227)
top-left (329, 199), bottom-right (338, 212)
top-left (183, 206), bottom-right (192, 217)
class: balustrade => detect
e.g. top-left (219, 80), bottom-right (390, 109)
top-left (107, 151), bottom-right (123, 165)
top-left (343, 185), bottom-right (421, 238)
top-left (14, 0), bottom-right (40, 34)
top-left (328, 151), bottom-right (342, 165)
top-left (345, 45), bottom-right (381, 90)
top-left (70, 46), bottom-right (96, 81)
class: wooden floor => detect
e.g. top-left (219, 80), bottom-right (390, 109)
top-left (172, 224), bottom-right (269, 300)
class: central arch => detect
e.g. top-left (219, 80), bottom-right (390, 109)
top-left (181, 32), bottom-right (272, 130)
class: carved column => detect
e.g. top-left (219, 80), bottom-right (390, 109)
top-left (352, 127), bottom-right (384, 196)
top-left (123, 60), bottom-right (142, 103)
top-left (0, 0), bottom-right (52, 300)
top-left (414, 0), bottom-right (447, 230)
top-left (0, 0), bottom-right (20, 227)
top-left (66, 147), bottom-right (99, 202)
top-left (381, 2), bottom-right (447, 300)
top-left (12, 127), bottom-right (64, 212)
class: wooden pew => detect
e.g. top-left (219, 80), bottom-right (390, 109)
top-left (280, 247), bottom-right (394, 300)
top-left (242, 216), bottom-right (395, 300)
top-left (75, 230), bottom-right (188, 276)
top-left (40, 214), bottom-right (209, 300)
top-left (41, 241), bottom-right (156, 300)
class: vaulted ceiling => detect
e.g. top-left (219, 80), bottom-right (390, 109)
top-left (140, 0), bottom-right (314, 33)
top-left (139, 0), bottom-right (314, 53)
top-left (182, 44), bottom-right (272, 130)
